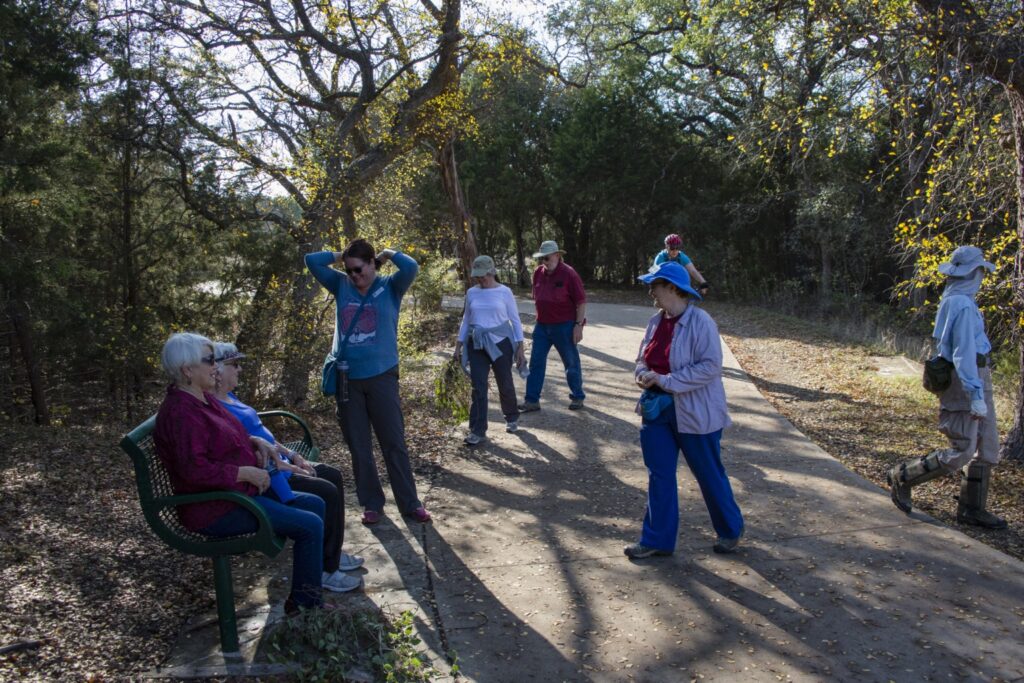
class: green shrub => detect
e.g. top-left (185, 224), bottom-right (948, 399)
top-left (433, 355), bottom-right (470, 423)
top-left (268, 606), bottom-right (453, 682)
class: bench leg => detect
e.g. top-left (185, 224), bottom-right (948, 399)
top-left (211, 556), bottom-right (239, 654)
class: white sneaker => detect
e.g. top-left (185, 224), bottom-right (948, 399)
top-left (464, 432), bottom-right (484, 446)
top-left (322, 570), bottom-right (362, 593)
top-left (505, 421), bottom-right (519, 433)
top-left (338, 552), bottom-right (364, 572)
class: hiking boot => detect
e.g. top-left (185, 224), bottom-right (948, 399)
top-left (505, 420), bottom-right (519, 433)
top-left (518, 401), bottom-right (540, 413)
top-left (623, 542), bottom-right (672, 559)
top-left (568, 398), bottom-right (585, 411)
top-left (338, 552), bottom-right (364, 572)
top-left (887, 452), bottom-right (947, 514)
top-left (957, 464), bottom-right (1008, 530)
top-left (322, 570), bottom-right (362, 593)
top-left (464, 432), bottom-right (485, 446)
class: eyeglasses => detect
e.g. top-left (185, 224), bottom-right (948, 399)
top-left (539, 255), bottom-right (553, 263)
top-left (199, 354), bottom-right (216, 366)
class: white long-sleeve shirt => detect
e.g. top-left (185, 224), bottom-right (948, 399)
top-left (457, 284), bottom-right (525, 345)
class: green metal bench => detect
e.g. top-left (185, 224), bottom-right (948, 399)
top-left (119, 410), bottom-right (320, 654)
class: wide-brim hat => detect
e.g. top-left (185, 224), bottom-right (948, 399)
top-left (532, 240), bottom-right (565, 259)
top-left (638, 262), bottom-right (703, 301)
top-left (470, 255), bottom-right (496, 277)
top-left (937, 245), bottom-right (995, 277)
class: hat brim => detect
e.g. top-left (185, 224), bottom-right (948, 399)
top-left (470, 268), bottom-right (492, 277)
top-left (533, 250), bottom-right (565, 259)
top-left (938, 260), bottom-right (995, 277)
top-left (217, 352), bottom-right (247, 362)
top-left (637, 272), bottom-right (704, 301)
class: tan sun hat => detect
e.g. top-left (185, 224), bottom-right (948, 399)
top-left (532, 240), bottom-right (565, 259)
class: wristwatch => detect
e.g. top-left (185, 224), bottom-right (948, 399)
top-left (574, 319), bottom-right (587, 327)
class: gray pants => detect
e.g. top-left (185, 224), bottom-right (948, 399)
top-left (335, 366), bottom-right (421, 514)
top-left (934, 366), bottom-right (1000, 469)
top-left (468, 337), bottom-right (520, 436)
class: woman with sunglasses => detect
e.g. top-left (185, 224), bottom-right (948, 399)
top-left (306, 239), bottom-right (431, 526)
top-left (213, 342), bottom-right (364, 593)
top-left (153, 332), bottom-right (331, 614)
top-left (624, 263), bottom-right (743, 560)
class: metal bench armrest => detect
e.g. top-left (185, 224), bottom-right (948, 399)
top-left (257, 410), bottom-right (318, 462)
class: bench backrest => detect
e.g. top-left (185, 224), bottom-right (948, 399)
top-left (119, 415), bottom-right (215, 553)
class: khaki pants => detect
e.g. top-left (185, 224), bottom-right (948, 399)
top-left (933, 366), bottom-right (1000, 469)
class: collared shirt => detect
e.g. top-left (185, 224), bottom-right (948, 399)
top-left (634, 305), bottom-right (731, 435)
top-left (532, 261), bottom-right (586, 324)
top-left (933, 292), bottom-right (992, 403)
top-left (306, 250), bottom-right (419, 380)
top-left (154, 385), bottom-right (259, 531)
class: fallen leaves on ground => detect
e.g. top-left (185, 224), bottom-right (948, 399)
top-left (0, 312), bottom-right (463, 681)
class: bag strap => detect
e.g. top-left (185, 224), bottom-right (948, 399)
top-left (334, 297), bottom-right (370, 361)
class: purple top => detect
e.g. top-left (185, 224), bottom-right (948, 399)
top-left (634, 306), bottom-right (731, 435)
top-left (154, 385), bottom-right (258, 531)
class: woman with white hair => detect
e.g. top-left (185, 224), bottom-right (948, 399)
top-left (213, 341), bottom-right (364, 593)
top-left (153, 332), bottom-right (333, 614)
top-left (454, 255), bottom-right (527, 445)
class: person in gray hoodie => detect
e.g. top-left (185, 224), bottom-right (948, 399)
top-left (887, 245), bottom-right (1006, 529)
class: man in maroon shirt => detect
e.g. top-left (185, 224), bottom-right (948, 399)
top-left (519, 240), bottom-right (588, 411)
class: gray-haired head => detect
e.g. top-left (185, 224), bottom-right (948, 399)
top-left (213, 341), bottom-right (246, 369)
top-left (160, 332), bottom-right (214, 385)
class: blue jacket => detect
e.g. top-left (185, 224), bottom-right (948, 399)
top-left (933, 272), bottom-right (991, 402)
top-left (306, 250), bottom-right (419, 380)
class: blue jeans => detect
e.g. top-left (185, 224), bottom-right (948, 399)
top-left (639, 406), bottom-right (743, 552)
top-left (202, 492), bottom-right (325, 608)
top-left (524, 321), bottom-right (585, 403)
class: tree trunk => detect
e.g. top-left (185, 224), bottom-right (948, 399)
top-left (512, 215), bottom-right (528, 287)
top-left (436, 137), bottom-right (477, 285)
top-left (998, 86), bottom-right (1024, 461)
top-left (820, 241), bottom-right (832, 303)
top-left (341, 199), bottom-right (357, 240)
top-left (6, 298), bottom-right (49, 425)
top-left (275, 218), bottom-right (328, 407)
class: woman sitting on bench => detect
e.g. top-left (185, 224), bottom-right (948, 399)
top-left (153, 332), bottom-right (333, 614)
top-left (213, 341), bottom-right (364, 594)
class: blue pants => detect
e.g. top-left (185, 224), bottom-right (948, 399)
top-left (525, 321), bottom-right (585, 403)
top-left (202, 492), bottom-right (325, 608)
top-left (639, 406), bottom-right (743, 552)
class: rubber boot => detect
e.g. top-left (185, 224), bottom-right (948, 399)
top-left (887, 452), bottom-right (947, 514)
top-left (956, 463), bottom-right (1008, 530)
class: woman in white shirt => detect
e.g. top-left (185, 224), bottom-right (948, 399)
top-left (455, 255), bottom-right (527, 445)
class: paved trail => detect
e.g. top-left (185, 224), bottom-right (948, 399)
top-left (163, 300), bottom-right (1024, 681)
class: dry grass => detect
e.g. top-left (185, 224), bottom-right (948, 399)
top-left (705, 300), bottom-right (1024, 562)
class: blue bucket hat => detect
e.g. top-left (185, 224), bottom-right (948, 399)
top-left (638, 262), bottom-right (703, 301)
top-left (937, 245), bottom-right (995, 278)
